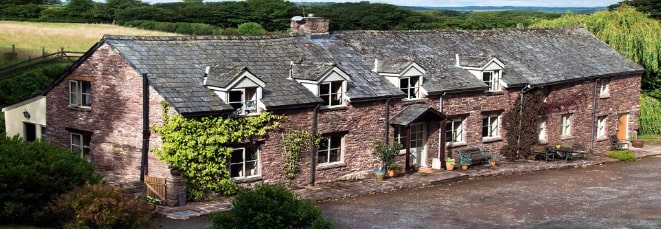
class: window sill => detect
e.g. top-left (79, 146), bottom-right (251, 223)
top-left (485, 91), bottom-right (504, 96)
top-left (560, 136), bottom-right (574, 141)
top-left (68, 105), bottom-right (92, 112)
top-left (446, 142), bottom-right (467, 147)
top-left (316, 162), bottom-right (345, 170)
top-left (481, 137), bottom-right (502, 143)
top-left (538, 140), bottom-right (549, 145)
top-left (232, 175), bottom-right (262, 183)
top-left (321, 105), bottom-right (347, 111)
top-left (599, 95), bottom-right (610, 99)
top-left (596, 136), bottom-right (608, 142)
top-left (401, 98), bottom-right (426, 104)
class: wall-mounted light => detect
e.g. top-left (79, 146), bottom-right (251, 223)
top-left (23, 110), bottom-right (30, 119)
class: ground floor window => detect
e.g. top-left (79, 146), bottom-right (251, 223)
top-left (445, 118), bottom-right (464, 144)
top-left (70, 132), bottom-right (91, 161)
top-left (597, 116), bottom-right (607, 138)
top-left (482, 113), bottom-right (500, 138)
top-left (561, 113), bottom-right (572, 137)
top-left (537, 120), bottom-right (546, 142)
top-left (318, 134), bottom-right (343, 165)
top-left (230, 147), bottom-right (259, 179)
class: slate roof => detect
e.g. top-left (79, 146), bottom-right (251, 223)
top-left (94, 26), bottom-right (642, 115)
top-left (389, 103), bottom-right (445, 126)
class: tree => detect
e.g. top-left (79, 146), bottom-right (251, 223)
top-left (532, 6), bottom-right (661, 98)
top-left (64, 0), bottom-right (94, 19)
top-left (236, 22), bottom-right (266, 36)
top-left (609, 0), bottom-right (661, 19)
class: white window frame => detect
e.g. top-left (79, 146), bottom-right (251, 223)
top-left (319, 81), bottom-right (343, 107)
top-left (230, 147), bottom-right (260, 179)
top-left (395, 126), bottom-right (407, 153)
top-left (561, 114), bottom-right (572, 137)
top-left (597, 116), bottom-right (607, 138)
top-left (537, 120), bottom-right (547, 143)
top-left (482, 113), bottom-right (500, 138)
top-left (445, 117), bottom-right (464, 144)
top-left (482, 70), bottom-right (500, 92)
top-left (70, 132), bottom-right (91, 161)
top-left (317, 134), bottom-right (343, 165)
top-left (69, 80), bottom-right (91, 108)
top-left (400, 76), bottom-right (421, 99)
top-left (228, 87), bottom-right (258, 116)
top-left (600, 79), bottom-right (610, 97)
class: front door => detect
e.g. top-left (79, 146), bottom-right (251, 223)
top-left (409, 123), bottom-right (426, 168)
top-left (617, 113), bottom-right (628, 141)
top-left (23, 122), bottom-right (36, 142)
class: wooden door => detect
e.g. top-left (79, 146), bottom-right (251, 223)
top-left (617, 113), bottom-right (628, 141)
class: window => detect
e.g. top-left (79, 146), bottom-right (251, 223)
top-left (69, 80), bottom-right (91, 107)
top-left (597, 116), bottom-right (607, 138)
top-left (228, 87), bottom-right (258, 115)
top-left (537, 120), bottom-right (546, 142)
top-left (230, 147), bottom-right (259, 179)
top-left (70, 132), bottom-right (91, 161)
top-left (600, 79), bottom-right (610, 97)
top-left (482, 113), bottom-right (500, 138)
top-left (319, 81), bottom-right (343, 106)
top-left (40, 125), bottom-right (46, 140)
top-left (395, 126), bottom-right (407, 147)
top-left (318, 134), bottom-right (343, 165)
top-left (482, 70), bottom-right (500, 92)
top-left (445, 118), bottom-right (464, 144)
top-left (561, 114), bottom-right (572, 137)
top-left (400, 76), bottom-right (420, 99)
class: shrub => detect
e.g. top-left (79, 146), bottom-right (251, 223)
top-left (606, 150), bottom-right (637, 162)
top-left (210, 184), bottom-right (332, 229)
top-left (50, 184), bottom-right (159, 228)
top-left (236, 22), bottom-right (265, 36)
top-left (0, 136), bottom-right (100, 226)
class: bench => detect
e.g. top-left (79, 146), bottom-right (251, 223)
top-left (532, 145), bottom-right (554, 161)
top-left (457, 147), bottom-right (491, 165)
top-left (548, 142), bottom-right (587, 161)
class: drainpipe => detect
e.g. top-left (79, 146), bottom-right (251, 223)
top-left (384, 97), bottom-right (393, 144)
top-left (516, 84), bottom-right (532, 159)
top-left (309, 104), bottom-right (320, 185)
top-left (590, 78), bottom-right (599, 154)
top-left (437, 92), bottom-right (446, 166)
top-left (140, 73), bottom-right (150, 182)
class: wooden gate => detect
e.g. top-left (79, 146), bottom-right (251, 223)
top-left (145, 176), bottom-right (166, 201)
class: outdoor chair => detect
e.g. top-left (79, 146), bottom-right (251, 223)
top-left (609, 135), bottom-right (629, 150)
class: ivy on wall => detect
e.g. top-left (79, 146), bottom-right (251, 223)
top-left (281, 130), bottom-right (320, 180)
top-left (153, 102), bottom-right (281, 200)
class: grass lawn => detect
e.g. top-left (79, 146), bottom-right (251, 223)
top-left (637, 134), bottom-right (661, 145)
top-left (0, 21), bottom-right (178, 65)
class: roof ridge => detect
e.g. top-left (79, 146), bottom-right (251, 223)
top-left (102, 34), bottom-right (292, 41)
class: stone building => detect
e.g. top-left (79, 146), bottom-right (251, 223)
top-left (41, 17), bottom-right (643, 205)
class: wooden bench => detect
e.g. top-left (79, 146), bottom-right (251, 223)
top-left (457, 147), bottom-right (491, 165)
top-left (549, 142), bottom-right (587, 161)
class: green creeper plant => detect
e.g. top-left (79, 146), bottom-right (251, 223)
top-left (282, 130), bottom-right (320, 180)
top-left (153, 102), bottom-right (281, 199)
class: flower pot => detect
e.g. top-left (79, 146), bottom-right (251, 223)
top-left (490, 161), bottom-right (497, 166)
top-left (374, 169), bottom-right (386, 181)
top-left (170, 168), bottom-right (180, 176)
top-left (461, 165), bottom-right (468, 171)
top-left (387, 169), bottom-right (400, 177)
top-left (632, 139), bottom-right (644, 148)
top-left (445, 162), bottom-right (455, 171)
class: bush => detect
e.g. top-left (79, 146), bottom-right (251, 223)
top-left (0, 136), bottom-right (100, 226)
top-left (236, 22), bottom-right (265, 36)
top-left (49, 184), bottom-right (159, 229)
top-left (606, 150), bottom-right (637, 162)
top-left (210, 184), bottom-right (332, 229)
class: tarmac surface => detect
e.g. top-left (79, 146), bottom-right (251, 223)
top-left (158, 144), bottom-right (661, 228)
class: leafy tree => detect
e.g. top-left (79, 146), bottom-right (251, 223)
top-left (101, 0), bottom-right (147, 21)
top-left (532, 6), bottom-right (661, 98)
top-left (609, 0), bottom-right (661, 19)
top-left (64, 0), bottom-right (94, 19)
top-left (236, 22), bottom-right (266, 36)
top-left (115, 5), bottom-right (184, 23)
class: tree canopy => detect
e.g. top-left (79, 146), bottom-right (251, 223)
top-left (609, 0), bottom-right (661, 19)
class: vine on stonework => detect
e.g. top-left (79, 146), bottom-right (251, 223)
top-left (153, 102), bottom-right (281, 200)
top-left (281, 130), bottom-right (320, 180)
top-left (502, 88), bottom-right (586, 160)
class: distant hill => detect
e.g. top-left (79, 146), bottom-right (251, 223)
top-left (395, 6), bottom-right (605, 14)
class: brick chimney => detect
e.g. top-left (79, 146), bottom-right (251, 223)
top-left (290, 14), bottom-right (330, 37)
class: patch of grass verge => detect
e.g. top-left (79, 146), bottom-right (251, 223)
top-left (637, 134), bottom-right (661, 145)
top-left (605, 150), bottom-right (637, 162)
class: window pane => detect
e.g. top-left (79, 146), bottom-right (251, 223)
top-left (317, 151), bottom-right (327, 164)
top-left (81, 82), bottom-right (91, 106)
top-left (230, 148), bottom-right (243, 164)
top-left (69, 81), bottom-right (79, 105)
top-left (329, 148), bottom-right (340, 162)
top-left (229, 90), bottom-right (243, 110)
top-left (482, 117), bottom-right (489, 137)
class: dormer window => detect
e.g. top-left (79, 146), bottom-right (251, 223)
top-left (320, 81), bottom-right (343, 106)
top-left (483, 70), bottom-right (500, 92)
top-left (400, 76), bottom-right (421, 99)
top-left (228, 87), bottom-right (258, 115)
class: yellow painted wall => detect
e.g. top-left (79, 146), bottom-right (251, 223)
top-left (2, 96), bottom-right (46, 139)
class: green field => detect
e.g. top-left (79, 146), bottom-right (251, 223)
top-left (0, 21), bottom-right (178, 65)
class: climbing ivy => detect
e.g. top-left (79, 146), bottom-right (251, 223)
top-left (153, 102), bottom-right (281, 199)
top-left (281, 130), bottom-right (320, 180)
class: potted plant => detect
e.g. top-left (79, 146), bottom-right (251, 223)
top-left (554, 141), bottom-right (562, 149)
top-left (372, 141), bottom-right (402, 180)
top-left (386, 162), bottom-right (401, 177)
top-left (460, 160), bottom-right (471, 171)
top-left (373, 168), bottom-right (386, 180)
top-left (489, 156), bottom-right (499, 166)
top-left (631, 134), bottom-right (644, 148)
top-left (445, 157), bottom-right (456, 171)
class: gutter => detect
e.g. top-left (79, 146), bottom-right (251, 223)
top-left (309, 104), bottom-right (320, 185)
top-left (140, 73), bottom-right (150, 182)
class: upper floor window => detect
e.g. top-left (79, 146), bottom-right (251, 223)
top-left (537, 120), bottom-right (547, 142)
top-left (318, 134), bottom-right (343, 165)
top-left (482, 113), bottom-right (500, 138)
top-left (400, 76), bottom-right (421, 99)
top-left (69, 80), bottom-right (91, 108)
top-left (230, 147), bottom-right (259, 179)
top-left (597, 116), bottom-right (607, 138)
top-left (70, 132), bottom-right (91, 161)
top-left (320, 81), bottom-right (343, 107)
top-left (482, 70), bottom-right (500, 92)
top-left (561, 114), bottom-right (572, 137)
top-left (600, 79), bottom-right (610, 97)
top-left (445, 117), bottom-right (464, 144)
top-left (228, 87), bottom-right (258, 115)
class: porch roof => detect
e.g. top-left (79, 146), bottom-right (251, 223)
top-left (389, 103), bottom-right (445, 126)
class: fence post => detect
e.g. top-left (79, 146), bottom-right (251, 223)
top-left (42, 47), bottom-right (46, 56)
top-left (12, 44), bottom-right (15, 54)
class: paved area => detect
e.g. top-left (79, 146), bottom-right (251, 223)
top-left (158, 145), bottom-right (661, 220)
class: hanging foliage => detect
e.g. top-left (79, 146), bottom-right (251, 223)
top-left (502, 89), bottom-right (546, 160)
top-left (281, 130), bottom-right (320, 180)
top-left (639, 94), bottom-right (661, 135)
top-left (531, 6), bottom-right (661, 98)
top-left (152, 102), bottom-right (281, 199)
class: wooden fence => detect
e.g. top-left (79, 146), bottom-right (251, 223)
top-left (0, 47), bottom-right (84, 81)
top-left (145, 176), bottom-right (167, 202)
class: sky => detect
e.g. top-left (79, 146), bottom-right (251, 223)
top-left (140, 0), bottom-right (620, 7)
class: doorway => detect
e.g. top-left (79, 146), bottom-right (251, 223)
top-left (409, 123), bottom-right (427, 168)
top-left (617, 113), bottom-right (628, 141)
top-left (23, 122), bottom-right (36, 142)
